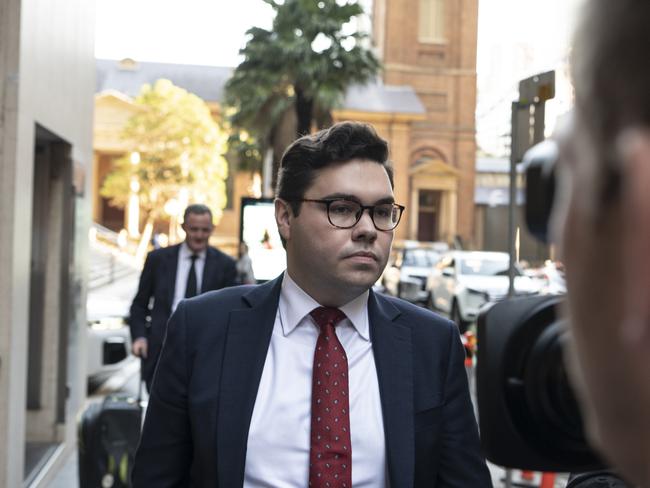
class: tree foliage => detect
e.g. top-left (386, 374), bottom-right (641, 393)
top-left (101, 79), bottom-right (229, 223)
top-left (224, 0), bottom-right (380, 179)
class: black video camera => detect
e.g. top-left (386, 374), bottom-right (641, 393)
top-left (475, 140), bottom-right (623, 480)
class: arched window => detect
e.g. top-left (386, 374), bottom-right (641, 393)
top-left (419, 0), bottom-right (445, 43)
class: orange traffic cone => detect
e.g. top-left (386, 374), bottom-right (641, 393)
top-left (463, 331), bottom-right (475, 367)
top-left (540, 472), bottom-right (556, 488)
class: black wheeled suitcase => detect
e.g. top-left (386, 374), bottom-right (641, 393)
top-left (78, 373), bottom-right (144, 487)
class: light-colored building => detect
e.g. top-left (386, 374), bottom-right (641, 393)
top-left (0, 0), bottom-right (95, 486)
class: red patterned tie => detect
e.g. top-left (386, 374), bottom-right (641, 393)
top-left (309, 307), bottom-right (352, 488)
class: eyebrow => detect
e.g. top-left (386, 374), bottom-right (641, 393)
top-left (319, 193), bottom-right (395, 205)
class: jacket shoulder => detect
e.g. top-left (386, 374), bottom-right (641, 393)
top-left (208, 245), bottom-right (236, 264)
top-left (379, 293), bottom-right (456, 333)
top-left (146, 245), bottom-right (178, 260)
top-left (184, 283), bottom-right (256, 312)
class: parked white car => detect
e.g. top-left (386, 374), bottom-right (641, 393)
top-left (86, 293), bottom-right (132, 389)
top-left (528, 260), bottom-right (566, 295)
top-left (382, 240), bottom-right (448, 304)
top-left (426, 251), bottom-right (541, 332)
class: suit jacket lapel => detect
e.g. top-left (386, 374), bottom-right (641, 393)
top-left (166, 244), bottom-right (181, 311)
top-left (216, 276), bottom-right (283, 487)
top-left (369, 291), bottom-right (414, 488)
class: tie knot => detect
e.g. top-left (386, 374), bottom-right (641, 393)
top-left (310, 307), bottom-right (346, 329)
top-left (190, 254), bottom-right (198, 262)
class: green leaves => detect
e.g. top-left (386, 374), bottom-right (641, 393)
top-left (224, 0), bottom-right (381, 176)
top-left (100, 79), bottom-right (229, 222)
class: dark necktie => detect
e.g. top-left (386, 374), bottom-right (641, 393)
top-left (309, 307), bottom-right (352, 488)
top-left (185, 254), bottom-right (198, 298)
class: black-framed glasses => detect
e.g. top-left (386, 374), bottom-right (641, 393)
top-left (293, 198), bottom-right (405, 231)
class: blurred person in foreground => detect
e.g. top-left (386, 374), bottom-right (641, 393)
top-left (129, 203), bottom-right (237, 391)
top-left (132, 122), bottom-right (492, 487)
top-left (554, 0), bottom-right (650, 486)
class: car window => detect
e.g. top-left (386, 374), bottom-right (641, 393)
top-left (402, 248), bottom-right (440, 267)
top-left (459, 257), bottom-right (523, 276)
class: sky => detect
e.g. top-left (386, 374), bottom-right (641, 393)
top-left (475, 0), bottom-right (584, 154)
top-left (95, 0), bottom-right (585, 156)
top-left (94, 0), bottom-right (275, 66)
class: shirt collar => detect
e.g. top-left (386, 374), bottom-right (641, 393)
top-left (279, 272), bottom-right (370, 341)
top-left (180, 241), bottom-right (207, 260)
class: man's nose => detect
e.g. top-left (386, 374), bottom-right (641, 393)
top-left (352, 209), bottom-right (377, 241)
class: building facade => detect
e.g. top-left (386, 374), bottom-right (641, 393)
top-left (474, 157), bottom-right (550, 264)
top-left (373, 0), bottom-right (479, 245)
top-left (0, 0), bottom-right (95, 486)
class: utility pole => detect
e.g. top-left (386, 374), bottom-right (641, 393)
top-left (507, 71), bottom-right (555, 297)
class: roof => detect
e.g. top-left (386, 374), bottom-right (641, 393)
top-left (96, 59), bottom-right (233, 101)
top-left (476, 157), bottom-right (524, 174)
top-left (342, 81), bottom-right (426, 114)
top-left (95, 59), bottom-right (425, 114)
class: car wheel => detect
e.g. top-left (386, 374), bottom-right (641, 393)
top-left (451, 300), bottom-right (470, 334)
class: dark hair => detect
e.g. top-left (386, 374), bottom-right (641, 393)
top-left (183, 203), bottom-right (213, 223)
top-left (276, 121), bottom-right (393, 215)
top-left (571, 0), bottom-right (650, 201)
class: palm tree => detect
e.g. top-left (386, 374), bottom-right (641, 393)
top-left (224, 0), bottom-right (380, 187)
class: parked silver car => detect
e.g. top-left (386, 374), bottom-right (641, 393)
top-left (426, 251), bottom-right (541, 332)
top-left (382, 240), bottom-right (448, 303)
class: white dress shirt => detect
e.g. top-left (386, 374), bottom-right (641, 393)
top-left (244, 272), bottom-right (388, 488)
top-left (172, 243), bottom-right (206, 312)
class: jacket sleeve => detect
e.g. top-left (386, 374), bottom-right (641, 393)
top-left (129, 251), bottom-right (155, 340)
top-left (437, 323), bottom-right (494, 487)
top-left (132, 301), bottom-right (192, 487)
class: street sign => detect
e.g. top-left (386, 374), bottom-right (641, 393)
top-left (518, 70), bottom-right (555, 105)
top-left (508, 71), bottom-right (555, 297)
top-left (512, 102), bottom-right (546, 163)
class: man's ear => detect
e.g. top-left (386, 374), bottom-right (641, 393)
top-left (618, 129), bottom-right (650, 346)
top-left (275, 198), bottom-right (293, 242)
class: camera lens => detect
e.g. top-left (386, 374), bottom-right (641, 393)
top-left (525, 322), bottom-right (585, 450)
top-left (502, 300), bottom-right (599, 466)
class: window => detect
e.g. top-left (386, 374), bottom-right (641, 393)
top-left (419, 0), bottom-right (445, 43)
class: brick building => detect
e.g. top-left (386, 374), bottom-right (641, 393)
top-left (373, 0), bottom-right (479, 245)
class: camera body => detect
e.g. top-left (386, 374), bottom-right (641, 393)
top-left (476, 295), bottom-right (603, 471)
top-left (476, 140), bottom-right (607, 473)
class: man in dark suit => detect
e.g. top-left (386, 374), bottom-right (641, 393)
top-left (133, 122), bottom-right (492, 487)
top-left (129, 203), bottom-right (237, 390)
